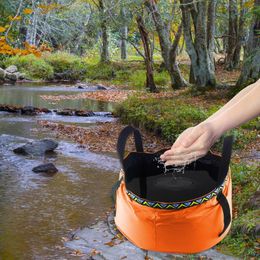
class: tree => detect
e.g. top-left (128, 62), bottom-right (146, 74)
top-left (236, 0), bottom-right (260, 87)
top-left (225, 0), bottom-right (246, 70)
top-left (180, 0), bottom-right (216, 88)
top-left (120, 7), bottom-right (128, 60)
top-left (207, 0), bottom-right (217, 71)
top-left (136, 14), bottom-right (158, 93)
top-left (145, 0), bottom-right (188, 89)
top-left (96, 0), bottom-right (109, 62)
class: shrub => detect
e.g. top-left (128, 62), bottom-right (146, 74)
top-left (43, 51), bottom-right (87, 80)
top-left (128, 70), bottom-right (170, 89)
top-left (154, 70), bottom-right (170, 86)
top-left (5, 54), bottom-right (54, 80)
top-left (114, 95), bottom-right (258, 149)
top-left (128, 70), bottom-right (146, 89)
top-left (85, 62), bottom-right (116, 81)
top-left (114, 95), bottom-right (208, 142)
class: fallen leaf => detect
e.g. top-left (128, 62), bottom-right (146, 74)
top-left (70, 249), bottom-right (85, 256)
top-left (104, 241), bottom-right (115, 247)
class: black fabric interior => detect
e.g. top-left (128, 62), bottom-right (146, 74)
top-left (124, 150), bottom-right (225, 202)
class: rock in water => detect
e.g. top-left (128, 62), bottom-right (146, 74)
top-left (13, 139), bottom-right (58, 156)
top-left (56, 109), bottom-right (74, 116)
top-left (5, 65), bottom-right (18, 74)
top-left (21, 106), bottom-right (37, 115)
top-left (97, 85), bottom-right (107, 90)
top-left (33, 163), bottom-right (58, 175)
top-left (75, 110), bottom-right (95, 117)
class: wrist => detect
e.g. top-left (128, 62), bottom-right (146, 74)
top-left (212, 118), bottom-right (226, 138)
top-left (200, 119), bottom-right (225, 140)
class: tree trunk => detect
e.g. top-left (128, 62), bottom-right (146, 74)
top-left (234, 0), bottom-right (246, 67)
top-left (136, 15), bottom-right (158, 93)
top-left (180, 0), bottom-right (216, 88)
top-left (99, 0), bottom-right (109, 62)
top-left (226, 0), bottom-right (238, 70)
top-left (236, 0), bottom-right (260, 87)
top-left (225, 0), bottom-right (242, 70)
top-left (120, 7), bottom-right (127, 60)
top-left (120, 26), bottom-right (128, 60)
top-left (207, 0), bottom-right (217, 71)
top-left (145, 0), bottom-right (187, 89)
top-left (168, 24), bottom-right (187, 88)
top-left (26, 5), bottom-right (38, 46)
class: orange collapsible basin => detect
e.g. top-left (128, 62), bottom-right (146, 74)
top-left (114, 126), bottom-right (233, 254)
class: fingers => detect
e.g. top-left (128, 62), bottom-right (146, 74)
top-left (160, 123), bottom-right (213, 164)
top-left (171, 127), bottom-right (194, 149)
top-left (161, 133), bottom-right (212, 165)
top-left (162, 143), bottom-right (206, 161)
top-left (161, 141), bottom-right (203, 160)
top-left (181, 126), bottom-right (204, 147)
top-left (164, 151), bottom-right (205, 166)
top-left (171, 134), bottom-right (186, 149)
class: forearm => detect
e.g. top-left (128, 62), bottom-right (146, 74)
top-left (208, 80), bottom-right (260, 136)
top-left (206, 79), bottom-right (260, 122)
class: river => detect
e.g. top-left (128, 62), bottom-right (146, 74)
top-left (0, 83), bottom-right (120, 259)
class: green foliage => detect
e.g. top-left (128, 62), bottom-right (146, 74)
top-left (154, 70), bottom-right (170, 86)
top-left (115, 95), bottom-right (258, 150)
top-left (225, 127), bottom-right (258, 150)
top-left (128, 70), bottom-right (146, 89)
top-left (114, 95), bottom-right (208, 142)
top-left (85, 62), bottom-right (116, 81)
top-left (5, 54), bottom-right (54, 80)
top-left (43, 52), bottom-right (87, 81)
top-left (231, 163), bottom-right (259, 210)
top-left (0, 54), bottom-right (8, 68)
top-left (240, 117), bottom-right (260, 130)
top-left (85, 59), bottom-right (171, 89)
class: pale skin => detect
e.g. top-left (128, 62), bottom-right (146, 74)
top-left (160, 79), bottom-right (260, 166)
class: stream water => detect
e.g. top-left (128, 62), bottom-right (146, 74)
top-left (0, 83), bottom-right (120, 259)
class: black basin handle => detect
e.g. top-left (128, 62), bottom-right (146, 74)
top-left (117, 125), bottom-right (144, 169)
top-left (218, 135), bottom-right (234, 182)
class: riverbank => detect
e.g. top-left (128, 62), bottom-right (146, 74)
top-left (0, 52), bottom-right (242, 93)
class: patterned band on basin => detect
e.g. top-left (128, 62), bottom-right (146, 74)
top-left (126, 181), bottom-right (225, 210)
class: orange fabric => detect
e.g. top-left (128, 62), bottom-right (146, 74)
top-left (114, 169), bottom-right (232, 254)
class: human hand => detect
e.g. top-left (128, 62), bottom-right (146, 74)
top-left (160, 121), bottom-right (221, 166)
